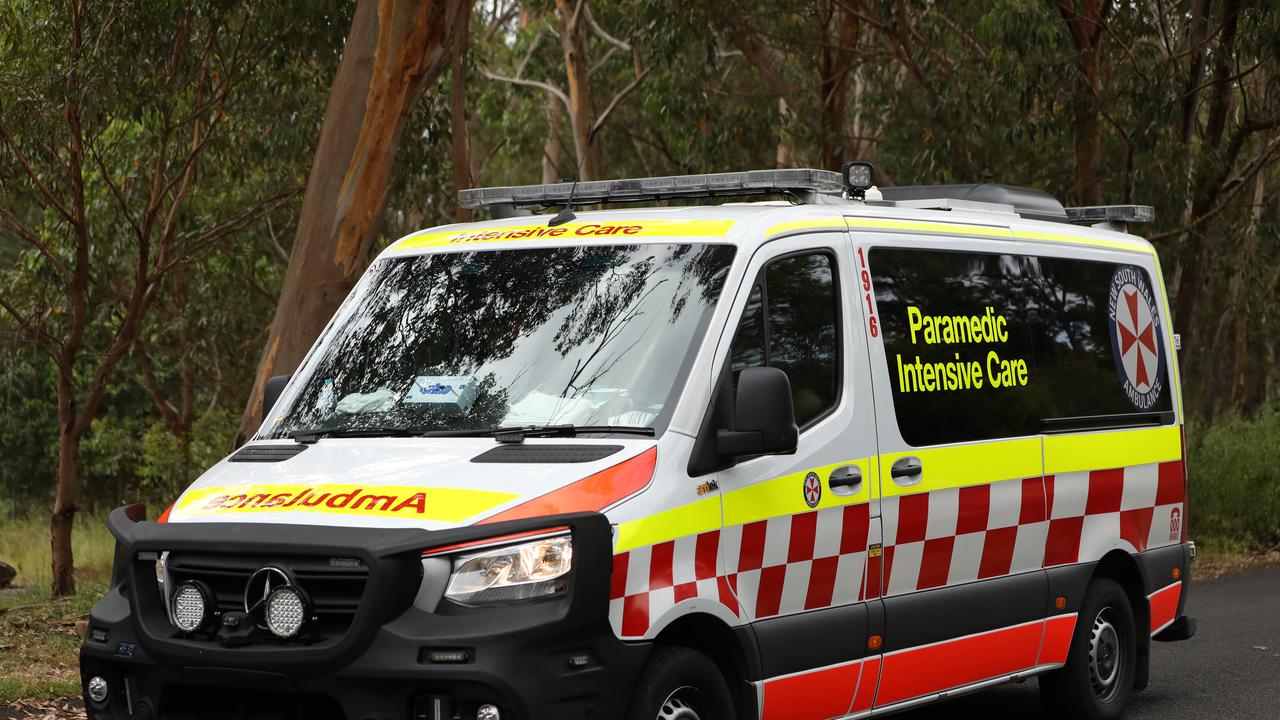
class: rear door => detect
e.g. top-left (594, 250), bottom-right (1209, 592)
top-left (712, 231), bottom-right (883, 720)
top-left (857, 235), bottom-right (1051, 710)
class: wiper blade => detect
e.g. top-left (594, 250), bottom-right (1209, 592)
top-left (289, 426), bottom-right (424, 443)
top-left (428, 424), bottom-right (656, 442)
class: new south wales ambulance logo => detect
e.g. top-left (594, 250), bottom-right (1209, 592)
top-left (803, 472), bottom-right (822, 508)
top-left (1108, 266), bottom-right (1164, 410)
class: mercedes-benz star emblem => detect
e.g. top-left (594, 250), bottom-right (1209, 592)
top-left (244, 566), bottom-right (292, 614)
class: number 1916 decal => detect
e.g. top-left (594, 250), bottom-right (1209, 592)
top-left (857, 247), bottom-right (879, 338)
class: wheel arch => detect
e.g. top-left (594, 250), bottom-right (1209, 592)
top-left (1091, 549), bottom-right (1151, 691)
top-left (652, 611), bottom-right (761, 720)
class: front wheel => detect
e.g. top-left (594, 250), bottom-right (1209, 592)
top-left (627, 645), bottom-right (735, 720)
top-left (1040, 578), bottom-right (1138, 720)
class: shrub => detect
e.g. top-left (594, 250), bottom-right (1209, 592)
top-left (1187, 405), bottom-right (1280, 554)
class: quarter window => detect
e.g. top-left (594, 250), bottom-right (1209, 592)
top-left (730, 252), bottom-right (840, 426)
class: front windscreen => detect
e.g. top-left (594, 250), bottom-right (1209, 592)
top-left (259, 243), bottom-right (736, 438)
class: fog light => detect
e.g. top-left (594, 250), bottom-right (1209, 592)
top-left (170, 580), bottom-right (214, 632)
top-left (264, 585), bottom-right (309, 639)
top-left (87, 676), bottom-right (108, 703)
top-left (476, 704), bottom-right (500, 720)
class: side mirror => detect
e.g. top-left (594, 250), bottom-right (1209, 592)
top-left (716, 366), bottom-right (798, 457)
top-left (262, 374), bottom-right (292, 420)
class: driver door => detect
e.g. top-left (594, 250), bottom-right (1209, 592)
top-left (713, 232), bottom-right (883, 720)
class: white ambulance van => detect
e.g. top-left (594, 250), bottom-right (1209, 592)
top-left (82, 166), bottom-right (1195, 720)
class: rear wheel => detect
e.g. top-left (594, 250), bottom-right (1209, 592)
top-left (627, 646), bottom-right (735, 720)
top-left (1040, 578), bottom-right (1138, 720)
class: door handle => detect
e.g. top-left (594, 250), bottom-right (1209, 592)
top-left (890, 457), bottom-right (923, 486)
top-left (828, 465), bottom-right (862, 496)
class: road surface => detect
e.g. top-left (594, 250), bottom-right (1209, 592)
top-left (896, 564), bottom-right (1280, 719)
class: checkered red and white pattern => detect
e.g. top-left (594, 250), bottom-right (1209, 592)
top-left (609, 503), bottom-right (876, 638)
top-left (1045, 459), bottom-right (1186, 566)
top-left (608, 458), bottom-right (1185, 639)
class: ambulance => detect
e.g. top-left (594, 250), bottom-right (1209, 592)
top-left (82, 165), bottom-right (1196, 720)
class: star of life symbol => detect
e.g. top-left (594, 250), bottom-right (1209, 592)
top-left (803, 472), bottom-right (822, 508)
top-left (1108, 266), bottom-right (1164, 410)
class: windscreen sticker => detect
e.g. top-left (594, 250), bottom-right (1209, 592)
top-left (172, 484), bottom-right (518, 523)
top-left (893, 305), bottom-right (1030, 393)
top-left (1108, 266), bottom-right (1164, 409)
top-left (388, 219), bottom-right (736, 252)
top-left (403, 375), bottom-right (478, 412)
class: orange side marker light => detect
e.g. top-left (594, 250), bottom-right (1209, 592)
top-left (1055, 596), bottom-right (1067, 610)
top-left (868, 635), bottom-right (883, 651)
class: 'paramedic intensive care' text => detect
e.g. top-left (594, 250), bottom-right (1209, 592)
top-left (894, 306), bottom-right (1030, 392)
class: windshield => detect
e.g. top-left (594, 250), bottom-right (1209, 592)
top-left (260, 243), bottom-right (737, 439)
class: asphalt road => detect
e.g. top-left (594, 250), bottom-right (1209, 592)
top-left (895, 565), bottom-right (1280, 719)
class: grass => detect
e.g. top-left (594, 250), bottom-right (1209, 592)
top-left (0, 512), bottom-right (114, 705)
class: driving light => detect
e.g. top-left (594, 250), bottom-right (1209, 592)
top-left (445, 536), bottom-right (572, 606)
top-left (86, 676), bottom-right (109, 704)
top-left (170, 580), bottom-right (214, 633)
top-left (841, 161), bottom-right (874, 199)
top-left (264, 585), bottom-right (310, 639)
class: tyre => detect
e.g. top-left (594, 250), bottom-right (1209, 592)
top-left (626, 645), bottom-right (736, 720)
top-left (1040, 578), bottom-right (1138, 720)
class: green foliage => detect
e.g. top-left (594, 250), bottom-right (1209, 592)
top-left (1187, 406), bottom-right (1280, 554)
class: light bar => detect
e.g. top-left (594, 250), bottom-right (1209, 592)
top-left (1064, 205), bottom-right (1154, 224)
top-left (458, 169), bottom-right (843, 209)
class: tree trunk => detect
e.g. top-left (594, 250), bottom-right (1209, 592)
top-left (237, 0), bottom-right (469, 445)
top-left (542, 95), bottom-right (566, 183)
top-left (820, 3), bottom-right (857, 171)
top-left (1057, 0), bottom-right (1111, 206)
top-left (555, 0), bottom-right (599, 181)
top-left (450, 0), bottom-right (475, 222)
top-left (51, 419), bottom-right (79, 597)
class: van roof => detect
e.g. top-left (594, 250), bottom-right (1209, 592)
top-left (382, 199), bottom-right (1157, 260)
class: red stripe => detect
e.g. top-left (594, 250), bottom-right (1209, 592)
top-left (739, 521), bottom-right (768, 571)
top-left (621, 593), bottom-right (649, 636)
top-left (1044, 517), bottom-right (1084, 566)
top-left (917, 537), bottom-right (955, 590)
top-left (956, 485), bottom-right (990, 535)
top-left (156, 503), bottom-right (173, 524)
top-left (788, 511), bottom-right (818, 564)
top-left (1156, 460), bottom-right (1186, 505)
top-left (1019, 477), bottom-right (1047, 524)
top-left (761, 661), bottom-right (859, 720)
top-left (1119, 507), bottom-right (1154, 552)
top-left (694, 530), bottom-right (719, 580)
top-left (977, 526), bottom-right (1017, 579)
top-left (673, 581), bottom-right (697, 604)
top-left (839, 503), bottom-right (870, 554)
top-left (1085, 468), bottom-right (1124, 515)
top-left (804, 556), bottom-right (839, 610)
top-left (1148, 581), bottom-right (1182, 634)
top-left (755, 565), bottom-right (787, 618)
top-left (649, 541), bottom-right (674, 590)
top-left (1038, 614), bottom-right (1077, 666)
top-left (851, 656), bottom-right (881, 713)
top-left (480, 446), bottom-right (656, 524)
top-left (876, 621), bottom-right (1043, 707)
top-left (610, 553), bottom-right (629, 600)
top-left (896, 493), bottom-right (929, 544)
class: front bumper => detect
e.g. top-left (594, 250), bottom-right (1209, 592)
top-left (80, 506), bottom-right (649, 720)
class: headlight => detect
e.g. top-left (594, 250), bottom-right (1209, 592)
top-left (444, 536), bottom-right (572, 606)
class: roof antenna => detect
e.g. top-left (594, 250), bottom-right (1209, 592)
top-left (548, 176), bottom-right (579, 227)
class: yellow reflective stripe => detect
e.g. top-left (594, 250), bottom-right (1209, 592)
top-left (1151, 252), bottom-right (1184, 418)
top-left (1012, 229), bottom-right (1154, 255)
top-left (880, 437), bottom-right (1041, 498)
top-left (722, 458), bottom-right (873, 527)
top-left (845, 217), bottom-right (1010, 238)
top-left (614, 496), bottom-right (721, 553)
top-left (389, 219), bottom-right (736, 253)
top-left (765, 218), bottom-right (846, 238)
top-left (173, 484), bottom-right (517, 523)
top-left (1044, 426), bottom-right (1181, 475)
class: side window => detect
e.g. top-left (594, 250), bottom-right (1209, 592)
top-left (870, 247), bottom-right (1042, 446)
top-left (729, 252), bottom-right (840, 427)
top-left (1026, 257), bottom-right (1172, 420)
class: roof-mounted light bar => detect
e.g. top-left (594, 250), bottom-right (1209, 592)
top-left (1064, 205), bottom-right (1155, 225)
top-left (458, 169), bottom-right (844, 209)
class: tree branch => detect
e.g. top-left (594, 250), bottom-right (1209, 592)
top-left (481, 68), bottom-right (572, 114)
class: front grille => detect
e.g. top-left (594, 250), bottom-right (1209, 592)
top-left (166, 552), bottom-right (369, 640)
